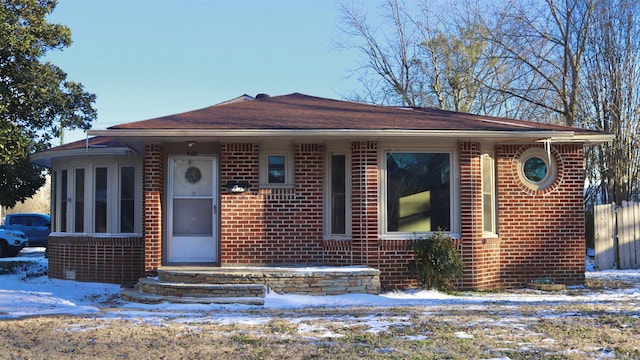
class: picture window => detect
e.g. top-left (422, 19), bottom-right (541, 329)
top-left (385, 152), bottom-right (451, 234)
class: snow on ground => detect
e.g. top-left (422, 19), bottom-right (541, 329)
top-left (1, 247), bottom-right (639, 324)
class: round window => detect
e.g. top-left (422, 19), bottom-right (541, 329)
top-left (185, 166), bottom-right (202, 184)
top-left (523, 156), bottom-right (547, 183)
top-left (517, 147), bottom-right (557, 191)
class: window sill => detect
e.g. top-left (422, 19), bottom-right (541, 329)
top-left (323, 236), bottom-right (352, 241)
top-left (380, 232), bottom-right (461, 240)
top-left (258, 184), bottom-right (295, 189)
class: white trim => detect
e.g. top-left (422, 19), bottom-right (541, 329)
top-left (481, 152), bottom-right (498, 237)
top-left (517, 147), bottom-right (558, 191)
top-left (166, 155), bottom-right (218, 263)
top-left (31, 146), bottom-right (136, 167)
top-left (50, 156), bottom-right (142, 235)
top-left (259, 144), bottom-right (294, 187)
top-left (88, 129), bottom-right (614, 145)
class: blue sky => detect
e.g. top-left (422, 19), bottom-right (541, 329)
top-left (46, 0), bottom-right (370, 144)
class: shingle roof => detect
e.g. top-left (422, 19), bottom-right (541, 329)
top-left (109, 93), bottom-right (598, 134)
top-left (48, 136), bottom-right (126, 151)
top-left (30, 136), bottom-right (134, 167)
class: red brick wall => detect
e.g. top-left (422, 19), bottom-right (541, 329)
top-left (48, 235), bottom-right (144, 286)
top-left (143, 144), bottom-right (163, 273)
top-left (351, 141), bottom-right (379, 266)
top-left (219, 143), bottom-right (325, 265)
top-left (458, 142), bottom-right (502, 290)
top-left (140, 140), bottom-right (585, 290)
top-left (497, 144), bottom-right (585, 287)
top-left (377, 239), bottom-right (416, 289)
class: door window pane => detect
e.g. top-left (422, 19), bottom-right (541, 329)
top-left (172, 159), bottom-right (213, 196)
top-left (386, 153), bottom-right (450, 232)
top-left (172, 199), bottom-right (212, 236)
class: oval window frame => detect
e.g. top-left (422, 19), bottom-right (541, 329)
top-left (517, 147), bottom-right (557, 191)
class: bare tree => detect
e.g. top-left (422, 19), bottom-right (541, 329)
top-left (338, 0), bottom-right (420, 106)
top-left (338, 0), bottom-right (640, 203)
top-left (339, 0), bottom-right (512, 113)
top-left (582, 0), bottom-right (640, 205)
top-left (477, 0), bottom-right (597, 126)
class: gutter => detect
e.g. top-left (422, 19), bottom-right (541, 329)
top-left (30, 146), bottom-right (137, 168)
top-left (88, 129), bottom-right (614, 145)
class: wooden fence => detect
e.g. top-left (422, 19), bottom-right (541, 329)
top-left (594, 201), bottom-right (640, 270)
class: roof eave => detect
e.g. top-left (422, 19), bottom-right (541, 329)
top-left (88, 128), bottom-right (613, 145)
top-left (31, 146), bottom-right (138, 168)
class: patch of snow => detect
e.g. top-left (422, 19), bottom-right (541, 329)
top-left (1, 247), bottom-right (640, 336)
top-left (402, 334), bottom-right (429, 340)
top-left (454, 331), bottom-right (474, 339)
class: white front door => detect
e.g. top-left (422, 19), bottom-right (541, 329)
top-left (167, 156), bottom-right (218, 263)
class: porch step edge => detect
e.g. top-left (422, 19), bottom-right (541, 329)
top-left (138, 277), bottom-right (267, 290)
top-left (121, 288), bottom-right (265, 306)
top-left (136, 277), bottom-right (267, 299)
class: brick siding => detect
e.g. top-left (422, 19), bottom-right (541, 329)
top-left (143, 143), bottom-right (164, 273)
top-left (139, 140), bottom-right (586, 291)
top-left (48, 235), bottom-right (144, 286)
top-left (219, 143), bottom-right (326, 265)
top-left (497, 144), bottom-right (585, 287)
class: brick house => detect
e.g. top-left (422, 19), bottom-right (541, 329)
top-left (32, 93), bottom-right (612, 290)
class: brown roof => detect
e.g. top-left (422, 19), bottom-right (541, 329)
top-left (109, 93), bottom-right (599, 134)
top-left (50, 136), bottom-right (127, 151)
top-left (30, 136), bottom-right (134, 168)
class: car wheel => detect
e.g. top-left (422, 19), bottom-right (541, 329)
top-left (0, 241), bottom-right (7, 258)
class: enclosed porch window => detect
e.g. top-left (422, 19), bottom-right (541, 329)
top-left (52, 159), bottom-right (141, 234)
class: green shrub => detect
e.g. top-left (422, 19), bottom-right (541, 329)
top-left (410, 232), bottom-right (463, 291)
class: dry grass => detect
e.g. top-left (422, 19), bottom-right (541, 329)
top-left (1, 275), bottom-right (639, 359)
top-left (2, 302), bottom-right (639, 358)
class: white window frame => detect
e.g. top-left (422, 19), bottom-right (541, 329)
top-left (51, 156), bottom-right (142, 235)
top-left (481, 151), bottom-right (498, 237)
top-left (517, 147), bottom-right (558, 191)
top-left (324, 150), bottom-right (352, 239)
top-left (259, 145), bottom-right (294, 187)
top-left (379, 145), bottom-right (460, 239)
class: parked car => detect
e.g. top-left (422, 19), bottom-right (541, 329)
top-left (2, 213), bottom-right (51, 247)
top-left (0, 228), bottom-right (28, 257)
